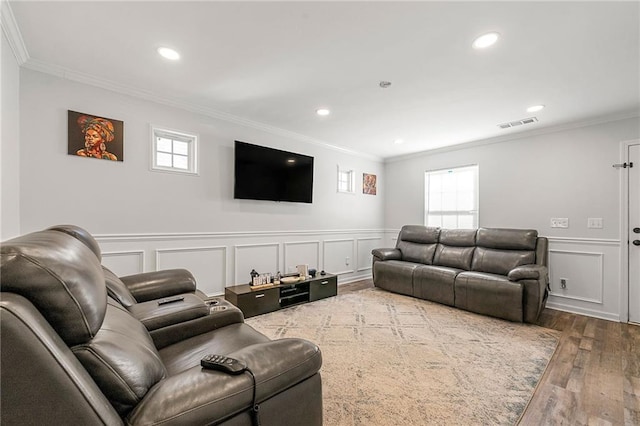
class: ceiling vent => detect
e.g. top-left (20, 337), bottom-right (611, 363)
top-left (497, 117), bottom-right (538, 129)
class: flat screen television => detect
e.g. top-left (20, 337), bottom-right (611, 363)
top-left (234, 141), bottom-right (314, 203)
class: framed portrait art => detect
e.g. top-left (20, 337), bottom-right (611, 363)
top-left (363, 173), bottom-right (377, 195)
top-left (68, 110), bottom-right (124, 161)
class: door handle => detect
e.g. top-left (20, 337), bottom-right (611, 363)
top-left (634, 227), bottom-right (640, 234)
top-left (633, 240), bottom-right (640, 246)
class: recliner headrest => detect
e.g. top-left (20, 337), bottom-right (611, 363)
top-left (398, 225), bottom-right (440, 244)
top-left (476, 228), bottom-right (538, 250)
top-left (0, 230), bottom-right (107, 345)
top-left (47, 224), bottom-right (102, 261)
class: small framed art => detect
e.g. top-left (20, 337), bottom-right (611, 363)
top-left (68, 110), bottom-right (124, 161)
top-left (363, 173), bottom-right (377, 195)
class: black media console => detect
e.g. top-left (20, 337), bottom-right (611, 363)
top-left (225, 273), bottom-right (337, 318)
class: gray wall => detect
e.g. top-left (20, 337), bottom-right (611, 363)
top-left (384, 116), bottom-right (640, 320)
top-left (1, 31), bottom-right (21, 240)
top-left (18, 69), bottom-right (383, 235)
top-left (384, 117), bottom-right (639, 239)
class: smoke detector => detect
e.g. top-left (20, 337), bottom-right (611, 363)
top-left (497, 117), bottom-right (538, 129)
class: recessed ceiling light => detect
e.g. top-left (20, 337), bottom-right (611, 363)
top-left (316, 108), bottom-right (330, 116)
top-left (157, 47), bottom-right (180, 61)
top-left (393, 139), bottom-right (404, 145)
top-left (526, 104), bottom-right (545, 113)
top-left (472, 32), bottom-right (500, 49)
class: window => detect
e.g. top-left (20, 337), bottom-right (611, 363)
top-left (425, 165), bottom-right (478, 229)
top-left (337, 167), bottom-right (355, 193)
top-left (151, 126), bottom-right (198, 175)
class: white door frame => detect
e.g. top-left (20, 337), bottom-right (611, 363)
top-left (619, 139), bottom-right (639, 323)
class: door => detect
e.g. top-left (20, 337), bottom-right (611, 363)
top-left (628, 143), bottom-right (640, 323)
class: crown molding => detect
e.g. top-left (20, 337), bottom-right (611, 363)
top-left (21, 57), bottom-right (383, 162)
top-left (93, 228), bottom-right (385, 242)
top-left (1, 1), bottom-right (28, 65)
top-left (385, 110), bottom-right (640, 163)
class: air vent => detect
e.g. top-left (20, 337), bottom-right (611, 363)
top-left (497, 117), bottom-right (538, 129)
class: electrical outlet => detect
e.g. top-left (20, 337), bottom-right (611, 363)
top-left (550, 218), bottom-right (569, 228)
top-left (560, 278), bottom-right (568, 289)
top-left (587, 218), bottom-right (603, 229)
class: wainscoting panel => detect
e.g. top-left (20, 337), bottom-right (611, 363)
top-left (357, 237), bottom-right (383, 272)
top-left (234, 243), bottom-right (280, 285)
top-left (549, 250), bottom-right (603, 303)
top-left (156, 246), bottom-right (227, 296)
top-left (283, 240), bottom-right (320, 275)
top-left (95, 229), bottom-right (385, 296)
top-left (102, 250), bottom-right (145, 276)
top-left (323, 238), bottom-right (355, 275)
top-left (546, 237), bottom-right (620, 321)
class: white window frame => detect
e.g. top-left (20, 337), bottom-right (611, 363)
top-left (151, 125), bottom-right (199, 175)
top-left (337, 166), bottom-right (356, 194)
top-left (424, 164), bottom-right (479, 229)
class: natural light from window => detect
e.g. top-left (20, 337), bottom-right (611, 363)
top-left (151, 127), bottom-right (198, 175)
top-left (337, 168), bottom-right (355, 193)
top-left (424, 165), bottom-right (478, 229)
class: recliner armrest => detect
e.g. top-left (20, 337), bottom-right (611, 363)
top-left (372, 248), bottom-right (401, 261)
top-left (126, 338), bottom-right (322, 425)
top-left (151, 301), bottom-right (245, 349)
top-left (507, 264), bottom-right (548, 281)
top-left (120, 269), bottom-right (197, 302)
top-left (128, 294), bottom-right (209, 331)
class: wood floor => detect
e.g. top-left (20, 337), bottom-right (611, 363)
top-left (338, 279), bottom-right (640, 425)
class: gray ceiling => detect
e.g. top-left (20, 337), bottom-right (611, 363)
top-left (7, 1), bottom-right (640, 159)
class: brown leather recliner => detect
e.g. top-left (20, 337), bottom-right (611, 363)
top-left (1, 229), bottom-right (323, 425)
top-left (45, 224), bottom-right (238, 348)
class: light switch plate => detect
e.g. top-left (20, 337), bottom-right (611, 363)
top-left (550, 218), bottom-right (569, 228)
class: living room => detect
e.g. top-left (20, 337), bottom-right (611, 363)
top-left (1, 1), bottom-right (639, 425)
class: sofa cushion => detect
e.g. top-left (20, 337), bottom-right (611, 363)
top-left (413, 265), bottom-right (460, 306)
top-left (396, 225), bottom-right (440, 264)
top-left (47, 224), bottom-right (103, 261)
top-left (439, 229), bottom-right (477, 246)
top-left (159, 323), bottom-right (271, 375)
top-left (398, 225), bottom-right (440, 244)
top-left (454, 271), bottom-right (524, 322)
top-left (0, 230), bottom-right (107, 346)
top-left (471, 247), bottom-right (535, 275)
top-left (434, 245), bottom-right (475, 270)
top-left (72, 299), bottom-right (167, 416)
top-left (476, 228), bottom-right (538, 250)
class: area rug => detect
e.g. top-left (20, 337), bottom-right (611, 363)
top-left (246, 287), bottom-right (559, 426)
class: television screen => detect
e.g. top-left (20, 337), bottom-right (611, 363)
top-left (234, 141), bottom-right (314, 203)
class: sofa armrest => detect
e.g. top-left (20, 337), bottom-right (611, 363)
top-left (127, 294), bottom-right (209, 331)
top-left (120, 269), bottom-right (197, 302)
top-left (507, 264), bottom-right (547, 281)
top-left (126, 338), bottom-right (322, 425)
top-left (151, 301), bottom-right (245, 349)
top-left (372, 248), bottom-right (401, 261)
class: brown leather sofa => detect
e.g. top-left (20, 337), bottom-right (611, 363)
top-left (1, 228), bottom-right (323, 425)
top-left (372, 225), bottom-right (549, 323)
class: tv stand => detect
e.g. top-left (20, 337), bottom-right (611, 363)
top-left (225, 273), bottom-right (337, 318)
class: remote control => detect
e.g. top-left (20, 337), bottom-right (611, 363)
top-left (201, 354), bottom-right (247, 375)
top-left (157, 296), bottom-right (185, 305)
